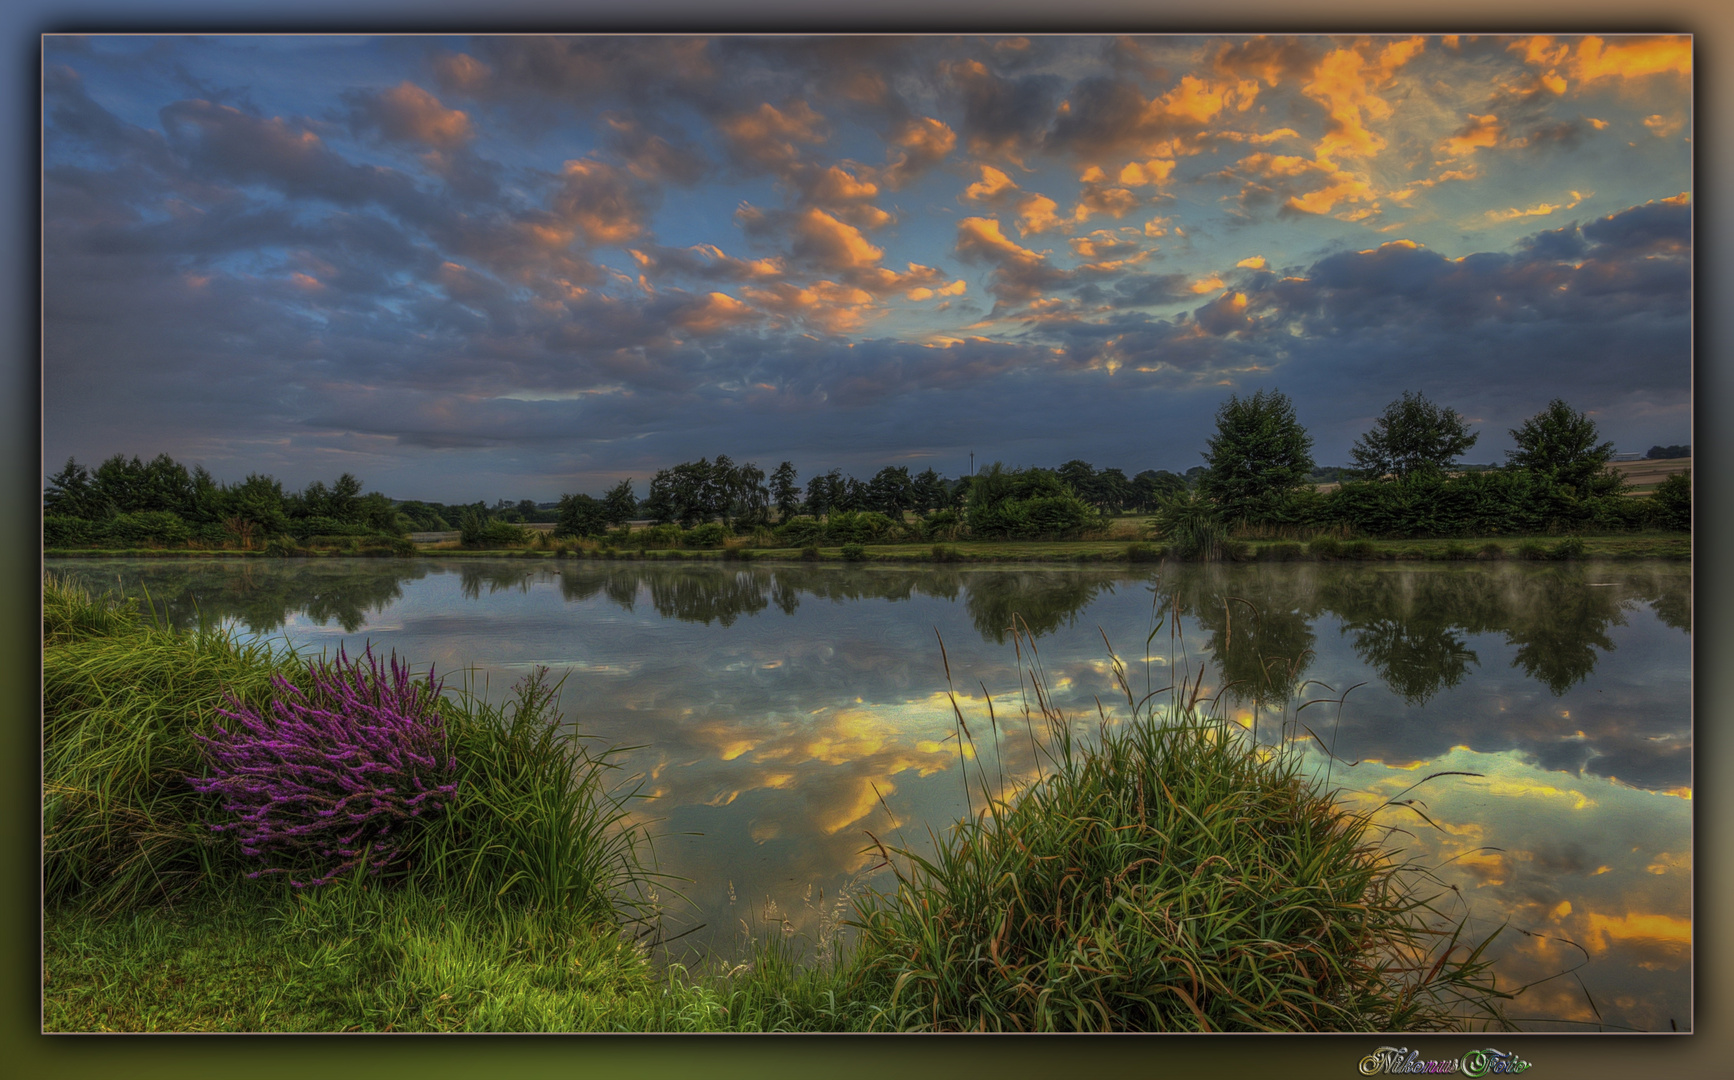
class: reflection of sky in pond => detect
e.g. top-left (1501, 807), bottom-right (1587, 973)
top-left (47, 558), bottom-right (1690, 1031)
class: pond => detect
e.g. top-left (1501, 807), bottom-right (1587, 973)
top-left (46, 556), bottom-right (1692, 1032)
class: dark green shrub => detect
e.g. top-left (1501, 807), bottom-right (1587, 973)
top-left (1651, 471), bottom-right (1690, 532)
top-left (921, 509), bottom-right (962, 542)
top-left (685, 522), bottom-right (728, 548)
top-left (44, 516), bottom-right (101, 547)
top-left (1260, 541), bottom-right (1305, 562)
top-left (774, 516), bottom-right (825, 547)
top-left (930, 544), bottom-right (960, 562)
top-left (1342, 540), bottom-right (1377, 559)
top-left (840, 543), bottom-right (867, 562)
top-left (1514, 540), bottom-right (1549, 560)
top-left (1549, 537), bottom-right (1586, 560)
top-left (800, 545), bottom-right (820, 561)
top-left (1478, 542), bottom-right (1504, 560)
top-left (825, 511), bottom-right (894, 545)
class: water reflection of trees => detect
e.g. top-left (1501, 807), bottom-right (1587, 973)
top-left (1160, 566), bottom-right (1319, 708)
top-left (49, 557), bottom-right (1687, 701)
top-left (48, 558), bottom-right (428, 634)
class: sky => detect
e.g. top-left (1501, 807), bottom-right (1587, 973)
top-left (42, 33), bottom-right (1692, 502)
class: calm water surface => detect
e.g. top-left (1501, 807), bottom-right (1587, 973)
top-left (48, 557), bottom-right (1692, 1032)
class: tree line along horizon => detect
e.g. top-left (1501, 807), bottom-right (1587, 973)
top-left (43, 392), bottom-right (1690, 551)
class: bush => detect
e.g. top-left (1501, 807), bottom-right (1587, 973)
top-left (1549, 537), bottom-right (1586, 561)
top-left (824, 511), bottom-right (895, 545)
top-left (685, 522), bottom-right (729, 548)
top-left (1260, 541), bottom-right (1305, 562)
top-left (840, 543), bottom-right (867, 562)
top-left (187, 647), bottom-right (457, 888)
top-left (1651, 471), bottom-right (1690, 532)
top-left (107, 510), bottom-right (194, 547)
top-left (1308, 536), bottom-right (1343, 559)
top-left (774, 516), bottom-right (825, 548)
top-left (800, 545), bottom-right (820, 561)
top-left (44, 516), bottom-right (101, 548)
top-left (921, 509), bottom-right (962, 542)
top-left (1126, 542), bottom-right (1162, 563)
top-left (1514, 540), bottom-right (1549, 561)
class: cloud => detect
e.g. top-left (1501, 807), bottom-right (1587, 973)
top-left (882, 115), bottom-right (956, 188)
top-left (345, 81), bottom-right (472, 148)
top-left (550, 158), bottom-right (655, 247)
top-left (954, 216), bottom-right (1069, 306)
top-left (717, 100), bottom-right (828, 175)
top-left (943, 57), bottom-right (1063, 162)
top-left (1301, 37), bottom-right (1424, 166)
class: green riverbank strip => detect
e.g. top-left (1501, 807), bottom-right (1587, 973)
top-left (45, 532), bottom-right (1689, 563)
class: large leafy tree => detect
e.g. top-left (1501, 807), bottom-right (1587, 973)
top-left (1349, 391), bottom-right (1478, 481)
top-left (1505, 399), bottom-right (1621, 496)
top-left (1199, 389), bottom-right (1315, 525)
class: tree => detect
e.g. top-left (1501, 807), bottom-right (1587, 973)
top-left (868, 466), bottom-right (913, 519)
top-left (44, 458), bottom-right (95, 518)
top-left (556, 493), bottom-right (609, 537)
top-left (1349, 391), bottom-right (1478, 481)
top-left (1199, 389), bottom-right (1315, 525)
top-left (602, 478), bottom-right (638, 526)
top-left (1505, 399), bottom-right (1621, 496)
top-left (912, 468), bottom-right (947, 516)
top-left (769, 462), bottom-right (801, 522)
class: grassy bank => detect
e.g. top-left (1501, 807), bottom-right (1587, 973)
top-left (43, 577), bottom-right (1513, 1031)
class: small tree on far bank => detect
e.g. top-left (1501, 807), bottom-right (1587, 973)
top-left (1506, 399), bottom-right (1622, 497)
top-left (1349, 391), bottom-right (1478, 481)
top-left (555, 493), bottom-right (608, 538)
top-left (1200, 389), bottom-right (1315, 525)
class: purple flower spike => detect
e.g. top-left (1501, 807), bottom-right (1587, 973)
top-left (188, 644), bottom-right (457, 888)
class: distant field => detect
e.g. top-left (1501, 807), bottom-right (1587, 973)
top-left (1311, 457), bottom-right (1689, 495)
top-left (1612, 456), bottom-right (1690, 493)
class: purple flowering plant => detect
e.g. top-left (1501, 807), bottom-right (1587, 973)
top-left (188, 645), bottom-right (458, 888)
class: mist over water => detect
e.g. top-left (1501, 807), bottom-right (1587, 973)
top-left (49, 557), bottom-right (1691, 1031)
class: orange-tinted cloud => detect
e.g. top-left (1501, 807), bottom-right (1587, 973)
top-left (717, 100), bottom-right (827, 174)
top-left (552, 159), bottom-right (649, 246)
top-left (883, 116), bottom-right (956, 188)
top-left (788, 206), bottom-right (883, 270)
top-left (1443, 113), bottom-right (1504, 155)
top-left (673, 291), bottom-right (757, 335)
top-left (1302, 37), bottom-right (1425, 166)
top-left (963, 164), bottom-right (1020, 204)
top-left (741, 279), bottom-right (877, 333)
top-left (432, 51), bottom-right (491, 94)
top-left (365, 82), bottom-right (472, 148)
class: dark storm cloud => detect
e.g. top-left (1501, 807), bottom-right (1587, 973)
top-left (943, 57), bottom-right (1064, 162)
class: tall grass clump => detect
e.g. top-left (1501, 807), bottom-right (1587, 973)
top-left (44, 576), bottom-right (652, 926)
top-left (844, 618), bottom-right (1507, 1032)
top-left (45, 576), bottom-right (298, 910)
top-left (1153, 490), bottom-right (1230, 561)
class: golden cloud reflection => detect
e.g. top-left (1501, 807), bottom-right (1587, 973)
top-left (1319, 743), bottom-right (1689, 1030)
